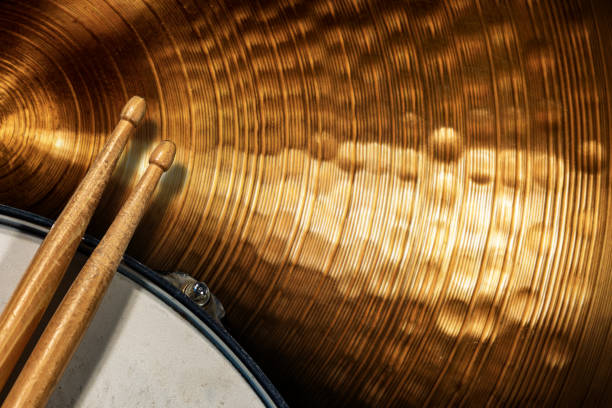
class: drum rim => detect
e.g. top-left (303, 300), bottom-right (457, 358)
top-left (0, 204), bottom-right (288, 408)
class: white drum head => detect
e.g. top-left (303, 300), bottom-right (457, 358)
top-left (0, 206), bottom-right (286, 408)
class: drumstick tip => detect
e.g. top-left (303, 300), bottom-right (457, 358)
top-left (120, 96), bottom-right (146, 125)
top-left (149, 140), bottom-right (176, 171)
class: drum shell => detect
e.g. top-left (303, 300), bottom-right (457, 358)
top-left (0, 206), bottom-right (285, 407)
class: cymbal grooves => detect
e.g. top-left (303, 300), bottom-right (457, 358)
top-left (1, 0), bottom-right (611, 406)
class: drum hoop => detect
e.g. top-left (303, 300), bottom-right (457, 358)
top-left (0, 204), bottom-right (288, 408)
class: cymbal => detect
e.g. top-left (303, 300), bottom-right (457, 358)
top-left (1, 0), bottom-right (611, 406)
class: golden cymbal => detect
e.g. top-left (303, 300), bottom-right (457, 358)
top-left (1, 0), bottom-right (611, 406)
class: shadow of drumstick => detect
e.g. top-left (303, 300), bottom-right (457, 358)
top-left (47, 255), bottom-right (135, 407)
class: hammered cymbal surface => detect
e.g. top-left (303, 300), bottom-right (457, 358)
top-left (1, 0), bottom-right (612, 406)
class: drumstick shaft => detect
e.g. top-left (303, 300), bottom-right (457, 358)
top-left (2, 141), bottom-right (176, 408)
top-left (0, 97), bottom-right (146, 391)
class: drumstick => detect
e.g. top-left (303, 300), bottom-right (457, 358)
top-left (0, 96), bottom-right (146, 391)
top-left (2, 140), bottom-right (176, 408)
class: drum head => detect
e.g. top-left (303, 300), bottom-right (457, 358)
top-left (0, 205), bottom-right (286, 408)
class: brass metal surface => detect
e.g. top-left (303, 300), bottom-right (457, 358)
top-left (1, 0), bottom-right (612, 406)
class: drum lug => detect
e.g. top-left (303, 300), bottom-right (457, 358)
top-left (162, 272), bottom-right (225, 323)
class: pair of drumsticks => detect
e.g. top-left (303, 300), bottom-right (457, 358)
top-left (0, 97), bottom-right (176, 407)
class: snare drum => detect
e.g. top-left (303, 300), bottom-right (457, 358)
top-left (0, 205), bottom-right (286, 408)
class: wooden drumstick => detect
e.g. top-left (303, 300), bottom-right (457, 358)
top-left (0, 96), bottom-right (146, 391)
top-left (2, 141), bottom-right (176, 408)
